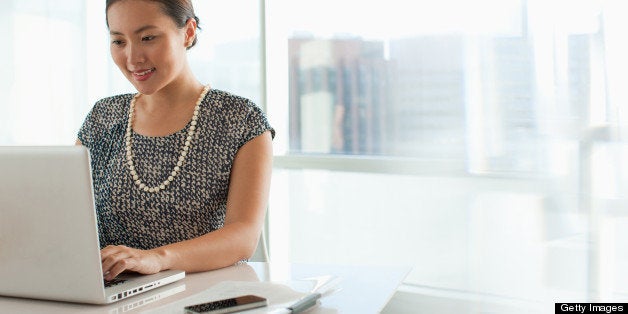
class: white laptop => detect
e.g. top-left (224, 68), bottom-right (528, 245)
top-left (0, 146), bottom-right (185, 304)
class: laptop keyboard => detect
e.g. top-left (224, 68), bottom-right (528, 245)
top-left (104, 278), bottom-right (127, 288)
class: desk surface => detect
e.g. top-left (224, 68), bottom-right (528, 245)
top-left (0, 262), bottom-right (410, 313)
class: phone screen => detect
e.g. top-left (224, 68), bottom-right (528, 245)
top-left (184, 295), bottom-right (268, 314)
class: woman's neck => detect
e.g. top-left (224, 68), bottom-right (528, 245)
top-left (131, 73), bottom-right (207, 137)
top-left (141, 73), bottom-right (204, 114)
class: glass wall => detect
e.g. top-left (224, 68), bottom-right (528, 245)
top-left (0, 1), bottom-right (88, 144)
top-left (266, 0), bottom-right (628, 303)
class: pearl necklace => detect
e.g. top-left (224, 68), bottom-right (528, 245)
top-left (125, 85), bottom-right (210, 193)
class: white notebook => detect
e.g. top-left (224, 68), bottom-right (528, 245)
top-left (0, 146), bottom-right (184, 304)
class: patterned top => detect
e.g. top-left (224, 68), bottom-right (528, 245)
top-left (78, 89), bottom-right (274, 250)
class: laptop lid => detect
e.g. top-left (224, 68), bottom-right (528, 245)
top-left (0, 146), bottom-right (183, 304)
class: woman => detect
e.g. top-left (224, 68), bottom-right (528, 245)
top-left (77, 0), bottom-right (274, 281)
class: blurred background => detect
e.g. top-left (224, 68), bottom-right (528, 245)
top-left (2, 0), bottom-right (628, 307)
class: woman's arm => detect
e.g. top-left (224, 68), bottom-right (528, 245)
top-left (101, 130), bottom-right (273, 280)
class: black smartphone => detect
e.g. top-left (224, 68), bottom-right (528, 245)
top-left (184, 295), bottom-right (268, 314)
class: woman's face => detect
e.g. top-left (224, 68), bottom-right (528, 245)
top-left (107, 0), bottom-right (195, 95)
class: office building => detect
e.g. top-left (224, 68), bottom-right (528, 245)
top-left (388, 35), bottom-right (467, 159)
top-left (288, 36), bottom-right (389, 154)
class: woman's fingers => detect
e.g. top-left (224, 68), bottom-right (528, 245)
top-left (101, 245), bottom-right (135, 280)
top-left (101, 245), bottom-right (129, 261)
top-left (105, 257), bottom-right (136, 281)
top-left (100, 245), bottom-right (162, 281)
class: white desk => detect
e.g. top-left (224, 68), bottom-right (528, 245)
top-left (0, 262), bottom-right (410, 313)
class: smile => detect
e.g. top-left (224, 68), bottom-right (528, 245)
top-left (133, 68), bottom-right (156, 76)
top-left (131, 68), bottom-right (156, 81)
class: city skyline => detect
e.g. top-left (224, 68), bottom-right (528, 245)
top-left (287, 30), bottom-right (600, 174)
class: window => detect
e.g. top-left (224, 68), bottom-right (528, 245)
top-left (0, 1), bottom-right (88, 144)
top-left (267, 0), bottom-right (628, 302)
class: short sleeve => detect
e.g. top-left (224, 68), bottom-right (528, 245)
top-left (240, 102), bottom-right (275, 147)
top-left (78, 103), bottom-right (104, 148)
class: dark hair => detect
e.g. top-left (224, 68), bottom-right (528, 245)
top-left (106, 0), bottom-right (201, 49)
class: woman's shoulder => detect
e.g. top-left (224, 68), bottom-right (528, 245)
top-left (206, 89), bottom-right (258, 111)
top-left (205, 88), bottom-right (274, 140)
top-left (94, 93), bottom-right (135, 109)
top-left (89, 93), bottom-right (134, 120)
top-left (79, 93), bottom-right (134, 146)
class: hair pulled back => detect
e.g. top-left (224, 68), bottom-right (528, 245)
top-left (106, 0), bottom-right (201, 49)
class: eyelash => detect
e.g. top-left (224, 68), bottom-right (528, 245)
top-left (111, 36), bottom-right (156, 46)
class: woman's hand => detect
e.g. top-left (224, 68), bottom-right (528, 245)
top-left (100, 245), bottom-right (166, 281)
